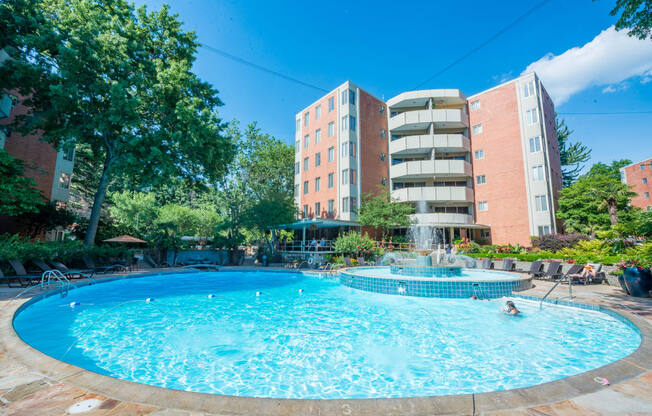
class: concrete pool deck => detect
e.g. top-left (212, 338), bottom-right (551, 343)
top-left (0, 267), bottom-right (650, 415)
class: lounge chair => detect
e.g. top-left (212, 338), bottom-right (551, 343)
top-left (481, 259), bottom-right (494, 269)
top-left (525, 260), bottom-right (545, 278)
top-left (144, 255), bottom-right (165, 268)
top-left (82, 256), bottom-right (127, 274)
top-left (33, 260), bottom-right (55, 274)
top-left (344, 257), bottom-right (353, 267)
top-left (0, 268), bottom-right (28, 287)
top-left (565, 264), bottom-right (587, 284)
top-left (50, 261), bottom-right (95, 279)
top-left (541, 261), bottom-right (563, 281)
top-left (356, 257), bottom-right (368, 266)
top-left (8, 260), bottom-right (42, 285)
top-left (182, 264), bottom-right (220, 272)
top-left (501, 258), bottom-right (516, 271)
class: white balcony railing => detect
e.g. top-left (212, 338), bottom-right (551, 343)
top-left (411, 213), bottom-right (474, 226)
top-left (391, 186), bottom-right (473, 203)
top-left (389, 159), bottom-right (472, 179)
top-left (389, 133), bottom-right (470, 155)
top-left (389, 108), bottom-right (468, 131)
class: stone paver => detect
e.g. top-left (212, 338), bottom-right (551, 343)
top-left (0, 269), bottom-right (650, 415)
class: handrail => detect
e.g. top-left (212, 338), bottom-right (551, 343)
top-left (539, 271), bottom-right (573, 310)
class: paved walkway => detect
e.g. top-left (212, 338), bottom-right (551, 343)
top-left (0, 269), bottom-right (650, 415)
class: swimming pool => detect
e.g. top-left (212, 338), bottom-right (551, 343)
top-left (13, 271), bottom-right (640, 399)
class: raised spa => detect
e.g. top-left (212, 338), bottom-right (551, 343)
top-left (13, 271), bottom-right (640, 399)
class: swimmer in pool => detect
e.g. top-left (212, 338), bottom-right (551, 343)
top-left (503, 301), bottom-right (520, 315)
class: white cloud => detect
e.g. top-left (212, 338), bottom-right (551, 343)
top-left (522, 26), bottom-right (652, 105)
top-left (601, 82), bottom-right (629, 93)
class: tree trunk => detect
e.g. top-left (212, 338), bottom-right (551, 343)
top-left (608, 202), bottom-right (618, 226)
top-left (83, 156), bottom-right (113, 246)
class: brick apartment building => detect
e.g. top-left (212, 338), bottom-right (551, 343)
top-left (1, 51), bottom-right (75, 239)
top-left (293, 73), bottom-right (562, 246)
top-left (620, 158), bottom-right (652, 211)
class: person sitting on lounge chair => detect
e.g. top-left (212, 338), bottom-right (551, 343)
top-left (503, 301), bottom-right (520, 315)
top-left (569, 262), bottom-right (597, 283)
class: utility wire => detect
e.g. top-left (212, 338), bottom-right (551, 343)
top-left (201, 44), bottom-right (329, 93)
top-left (412, 0), bottom-right (551, 89)
top-left (558, 111), bottom-right (652, 115)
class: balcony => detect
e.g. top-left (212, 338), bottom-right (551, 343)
top-left (389, 134), bottom-right (470, 156)
top-left (389, 109), bottom-right (468, 132)
top-left (390, 159), bottom-right (472, 180)
top-left (387, 89), bottom-right (467, 109)
top-left (391, 186), bottom-right (473, 204)
top-left (411, 213), bottom-right (474, 226)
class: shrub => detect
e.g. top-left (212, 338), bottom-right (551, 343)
top-left (333, 231), bottom-right (378, 259)
top-left (532, 233), bottom-right (590, 252)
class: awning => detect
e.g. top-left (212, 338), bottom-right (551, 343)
top-left (271, 218), bottom-right (360, 230)
top-left (103, 235), bottom-right (147, 244)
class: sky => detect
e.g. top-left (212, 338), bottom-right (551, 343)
top-left (138, 0), bottom-right (652, 169)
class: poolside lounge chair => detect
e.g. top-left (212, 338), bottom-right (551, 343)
top-left (525, 260), bottom-right (545, 278)
top-left (541, 262), bottom-right (563, 281)
top-left (565, 264), bottom-right (587, 283)
top-left (82, 256), bottom-right (127, 274)
top-left (356, 257), bottom-right (368, 266)
top-left (50, 261), bottom-right (95, 279)
top-left (0, 268), bottom-right (28, 287)
top-left (344, 257), bottom-right (353, 267)
top-left (33, 260), bottom-right (56, 274)
top-left (182, 264), bottom-right (220, 272)
top-left (144, 254), bottom-right (168, 269)
top-left (501, 258), bottom-right (516, 271)
top-left (8, 260), bottom-right (42, 285)
top-left (481, 259), bottom-right (494, 269)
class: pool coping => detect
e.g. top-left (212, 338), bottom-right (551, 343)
top-left (0, 270), bottom-right (650, 416)
top-left (340, 266), bottom-right (529, 281)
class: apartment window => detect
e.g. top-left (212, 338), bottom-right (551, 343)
top-left (294, 162), bottom-right (300, 174)
top-left (645, 192), bottom-right (650, 198)
top-left (315, 152), bottom-right (321, 167)
top-left (641, 164), bottom-right (646, 170)
top-left (315, 202), bottom-right (321, 217)
top-left (644, 178), bottom-right (648, 184)
top-left (474, 149), bottom-right (484, 160)
top-left (526, 108), bottom-right (538, 124)
top-left (342, 169), bottom-right (349, 185)
top-left (328, 122), bottom-right (334, 137)
top-left (59, 173), bottom-right (71, 189)
top-left (328, 199), bottom-right (334, 215)
top-left (304, 157), bottom-right (309, 171)
top-left (470, 100), bottom-right (480, 111)
top-left (350, 169), bottom-right (357, 185)
top-left (303, 181), bottom-right (309, 194)
top-left (326, 147), bottom-right (334, 162)
top-left (328, 172), bottom-right (334, 188)
top-left (342, 197), bottom-right (349, 213)
top-left (303, 205), bottom-right (308, 218)
top-left (532, 165), bottom-right (544, 181)
top-left (538, 225), bottom-right (551, 236)
top-left (315, 105), bottom-right (321, 120)
top-left (529, 136), bottom-right (542, 153)
top-left (472, 124), bottom-right (482, 135)
top-left (295, 140), bottom-right (299, 152)
top-left (328, 97), bottom-right (334, 112)
top-left (478, 201), bottom-right (488, 211)
top-left (304, 112), bottom-right (309, 127)
top-left (341, 90), bottom-right (347, 105)
top-left (294, 184), bottom-right (299, 195)
top-left (315, 177), bottom-right (321, 192)
top-left (63, 148), bottom-right (74, 162)
top-left (315, 129), bottom-right (321, 143)
top-left (351, 196), bottom-right (357, 212)
top-left (349, 115), bottom-right (356, 131)
top-left (342, 89), bottom-right (355, 105)
top-left (380, 129), bottom-right (386, 138)
top-left (296, 118), bottom-right (300, 131)
top-left (380, 153), bottom-right (386, 162)
top-left (476, 174), bottom-right (486, 185)
top-left (379, 104), bottom-right (385, 114)
top-left (381, 177), bottom-right (387, 186)
top-left (342, 141), bottom-right (356, 158)
top-left (535, 194), bottom-right (548, 212)
top-left (304, 134), bottom-right (309, 148)
top-left (342, 115), bottom-right (356, 131)
top-left (523, 81), bottom-right (535, 98)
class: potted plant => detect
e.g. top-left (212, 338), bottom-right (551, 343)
top-left (617, 258), bottom-right (651, 297)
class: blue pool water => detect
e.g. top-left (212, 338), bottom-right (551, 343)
top-left (14, 271), bottom-right (640, 399)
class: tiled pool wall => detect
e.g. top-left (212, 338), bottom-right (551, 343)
top-left (339, 271), bottom-right (532, 298)
top-left (389, 265), bottom-right (463, 278)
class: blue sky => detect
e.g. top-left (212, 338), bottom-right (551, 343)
top-left (139, 0), bottom-right (652, 168)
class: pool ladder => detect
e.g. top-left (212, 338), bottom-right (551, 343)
top-left (539, 271), bottom-right (573, 310)
top-left (471, 283), bottom-right (485, 300)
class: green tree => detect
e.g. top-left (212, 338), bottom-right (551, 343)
top-left (357, 187), bottom-right (414, 239)
top-left (556, 116), bottom-right (592, 187)
top-left (1, 0), bottom-right (234, 245)
top-left (606, 0), bottom-right (652, 40)
top-left (0, 149), bottom-right (44, 216)
top-left (108, 191), bottom-right (160, 235)
top-left (586, 159), bottom-right (632, 180)
top-left (558, 165), bottom-right (636, 233)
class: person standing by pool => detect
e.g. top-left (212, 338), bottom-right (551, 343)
top-left (445, 245), bottom-right (452, 262)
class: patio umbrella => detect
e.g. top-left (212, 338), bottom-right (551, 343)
top-left (103, 235), bottom-right (147, 244)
